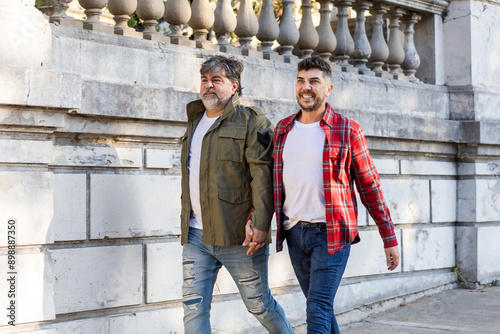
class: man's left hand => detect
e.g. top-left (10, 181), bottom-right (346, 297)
top-left (242, 220), bottom-right (268, 256)
top-left (385, 246), bottom-right (400, 271)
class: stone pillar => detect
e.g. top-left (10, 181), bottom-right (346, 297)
top-left (78, 0), bottom-right (113, 33)
top-left (316, 0), bottom-right (337, 63)
top-left (444, 0), bottom-right (500, 122)
top-left (456, 157), bottom-right (500, 287)
top-left (256, 0), bottom-right (280, 60)
top-left (213, 0), bottom-right (237, 51)
top-left (297, 0), bottom-right (319, 58)
top-left (369, 3), bottom-right (391, 78)
top-left (402, 12), bottom-right (422, 83)
top-left (448, 0), bottom-right (500, 287)
top-left (234, 0), bottom-right (260, 56)
top-left (413, 14), bottom-right (445, 84)
top-left (108, 0), bottom-right (141, 38)
top-left (352, 0), bottom-right (373, 75)
top-left (164, 0), bottom-right (194, 47)
top-left (386, 7), bottom-right (407, 80)
top-left (137, 0), bottom-right (169, 42)
top-left (333, 0), bottom-right (355, 71)
top-left (49, 0), bottom-right (82, 28)
top-left (277, 0), bottom-right (299, 63)
top-left (189, 0), bottom-right (216, 50)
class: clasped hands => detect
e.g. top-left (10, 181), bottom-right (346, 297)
top-left (242, 218), bottom-right (267, 256)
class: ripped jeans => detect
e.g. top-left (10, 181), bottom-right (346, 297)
top-left (182, 228), bottom-right (294, 334)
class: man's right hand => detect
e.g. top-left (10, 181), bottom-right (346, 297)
top-left (242, 219), bottom-right (266, 256)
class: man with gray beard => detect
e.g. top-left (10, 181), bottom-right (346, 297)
top-left (179, 55), bottom-right (294, 334)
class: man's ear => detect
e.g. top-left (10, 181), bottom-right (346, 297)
top-left (325, 84), bottom-right (333, 97)
top-left (232, 81), bottom-right (239, 94)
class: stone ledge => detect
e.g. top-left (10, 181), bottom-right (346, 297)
top-left (0, 66), bottom-right (81, 109)
top-left (383, 0), bottom-right (449, 14)
top-left (0, 106), bottom-right (67, 131)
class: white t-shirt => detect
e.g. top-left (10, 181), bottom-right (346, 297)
top-left (188, 111), bottom-right (220, 229)
top-left (282, 120), bottom-right (326, 230)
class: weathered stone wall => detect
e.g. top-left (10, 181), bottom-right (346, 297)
top-left (0, 0), bottom-right (499, 333)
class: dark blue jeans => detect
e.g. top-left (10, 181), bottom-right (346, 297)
top-left (285, 222), bottom-right (351, 334)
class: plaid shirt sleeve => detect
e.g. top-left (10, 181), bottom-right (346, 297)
top-left (349, 123), bottom-right (398, 249)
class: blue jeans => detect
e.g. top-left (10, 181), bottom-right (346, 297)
top-left (182, 228), bottom-right (294, 334)
top-left (285, 222), bottom-right (351, 334)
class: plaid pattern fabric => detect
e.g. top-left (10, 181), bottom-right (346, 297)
top-left (273, 103), bottom-right (398, 255)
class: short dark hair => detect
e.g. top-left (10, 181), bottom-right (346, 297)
top-left (297, 56), bottom-right (332, 82)
top-left (200, 55), bottom-right (244, 96)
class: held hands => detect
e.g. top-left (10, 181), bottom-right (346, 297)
top-left (242, 218), bottom-right (268, 256)
top-left (385, 246), bottom-right (400, 271)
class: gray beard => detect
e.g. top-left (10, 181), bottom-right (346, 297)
top-left (201, 94), bottom-right (230, 111)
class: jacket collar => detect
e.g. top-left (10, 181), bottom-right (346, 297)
top-left (186, 93), bottom-right (241, 122)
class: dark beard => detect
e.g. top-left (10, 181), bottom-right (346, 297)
top-left (298, 94), bottom-right (323, 113)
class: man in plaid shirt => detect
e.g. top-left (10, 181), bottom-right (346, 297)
top-left (272, 56), bottom-right (400, 333)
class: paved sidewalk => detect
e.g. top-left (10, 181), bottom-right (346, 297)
top-left (295, 286), bottom-right (500, 333)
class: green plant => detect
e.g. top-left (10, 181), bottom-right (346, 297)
top-left (35, 0), bottom-right (51, 7)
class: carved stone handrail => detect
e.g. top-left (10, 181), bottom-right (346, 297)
top-left (41, 0), bottom-right (451, 84)
top-left (378, 0), bottom-right (448, 14)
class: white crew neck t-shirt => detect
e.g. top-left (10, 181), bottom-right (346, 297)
top-left (188, 111), bottom-right (220, 229)
top-left (282, 120), bottom-right (326, 230)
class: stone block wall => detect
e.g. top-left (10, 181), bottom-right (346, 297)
top-left (0, 1), bottom-right (499, 333)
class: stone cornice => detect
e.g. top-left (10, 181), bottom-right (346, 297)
top-left (376, 0), bottom-right (449, 14)
top-left (480, 0), bottom-right (500, 6)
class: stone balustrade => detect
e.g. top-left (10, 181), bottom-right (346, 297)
top-left (42, 0), bottom-right (448, 81)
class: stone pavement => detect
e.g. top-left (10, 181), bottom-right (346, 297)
top-left (294, 285), bottom-right (500, 333)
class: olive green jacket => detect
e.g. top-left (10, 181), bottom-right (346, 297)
top-left (180, 93), bottom-right (274, 246)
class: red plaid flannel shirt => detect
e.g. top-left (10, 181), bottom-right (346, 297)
top-left (273, 103), bottom-right (398, 255)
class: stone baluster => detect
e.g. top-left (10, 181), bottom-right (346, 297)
top-left (386, 7), bottom-right (407, 79)
top-left (213, 0), bottom-right (237, 51)
top-left (164, 0), bottom-right (194, 46)
top-left (277, 0), bottom-right (300, 63)
top-left (402, 12), bottom-right (422, 83)
top-left (256, 0), bottom-right (280, 60)
top-left (108, 0), bottom-right (141, 37)
top-left (369, 3), bottom-right (390, 77)
top-left (137, 0), bottom-right (168, 41)
top-left (189, 0), bottom-right (216, 50)
top-left (333, 0), bottom-right (355, 71)
top-left (50, 0), bottom-right (81, 28)
top-left (78, 0), bottom-right (113, 32)
top-left (352, 0), bottom-right (373, 75)
top-left (297, 0), bottom-right (319, 58)
top-left (316, 0), bottom-right (336, 62)
top-left (234, 0), bottom-right (260, 56)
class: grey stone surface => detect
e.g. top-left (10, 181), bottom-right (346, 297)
top-left (337, 286), bottom-right (500, 334)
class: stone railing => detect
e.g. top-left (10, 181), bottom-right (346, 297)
top-left (42, 0), bottom-right (448, 83)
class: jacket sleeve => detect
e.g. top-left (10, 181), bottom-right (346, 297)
top-left (350, 124), bottom-right (398, 248)
top-left (244, 107), bottom-right (274, 232)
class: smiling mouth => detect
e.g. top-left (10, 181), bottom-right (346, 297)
top-left (203, 92), bottom-right (217, 98)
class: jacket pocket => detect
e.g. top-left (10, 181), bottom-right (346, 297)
top-left (218, 127), bottom-right (246, 162)
top-left (218, 188), bottom-right (252, 204)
